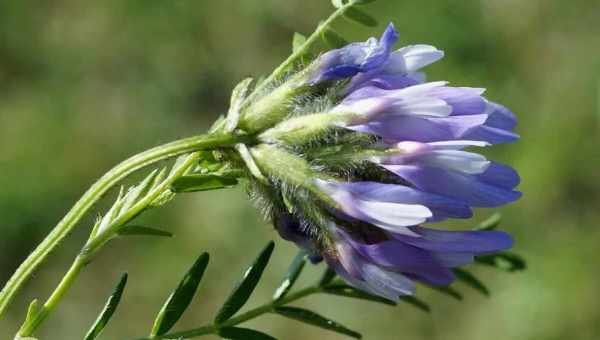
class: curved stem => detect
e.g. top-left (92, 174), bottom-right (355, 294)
top-left (0, 133), bottom-right (243, 321)
top-left (139, 286), bottom-right (322, 340)
top-left (18, 152), bottom-right (205, 337)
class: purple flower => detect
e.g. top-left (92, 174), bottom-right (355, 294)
top-left (323, 223), bottom-right (512, 300)
top-left (253, 24), bottom-right (521, 301)
top-left (310, 23), bottom-right (443, 89)
top-left (333, 82), bottom-right (518, 144)
top-left (371, 140), bottom-right (522, 207)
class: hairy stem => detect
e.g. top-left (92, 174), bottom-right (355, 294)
top-left (0, 133), bottom-right (244, 321)
top-left (139, 286), bottom-right (322, 340)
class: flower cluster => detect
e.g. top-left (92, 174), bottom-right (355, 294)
top-left (240, 23), bottom-right (520, 300)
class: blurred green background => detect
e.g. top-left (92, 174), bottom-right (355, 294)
top-left (1, 0), bottom-right (599, 339)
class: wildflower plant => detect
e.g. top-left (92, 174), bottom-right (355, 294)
top-left (1, 0), bottom-right (526, 339)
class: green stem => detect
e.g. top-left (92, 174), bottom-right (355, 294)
top-left (18, 152), bottom-right (205, 337)
top-left (240, 0), bottom-right (355, 108)
top-left (0, 133), bottom-right (243, 321)
top-left (139, 286), bottom-right (322, 340)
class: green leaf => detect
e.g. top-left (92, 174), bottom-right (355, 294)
top-left (331, 0), bottom-right (345, 8)
top-left (292, 32), bottom-right (307, 54)
top-left (219, 327), bottom-right (277, 340)
top-left (323, 284), bottom-right (396, 306)
top-left (151, 253), bottom-right (210, 336)
top-left (273, 251), bottom-right (307, 301)
top-left (427, 285), bottom-right (463, 301)
top-left (318, 267), bottom-right (337, 286)
top-left (474, 213), bottom-right (502, 230)
top-left (84, 273), bottom-right (128, 340)
top-left (171, 174), bottom-right (238, 193)
top-left (118, 225), bottom-right (173, 238)
top-left (215, 241), bottom-right (275, 323)
top-left (343, 7), bottom-right (377, 27)
top-left (475, 252), bottom-right (526, 272)
top-left (321, 27), bottom-right (349, 48)
top-left (274, 306), bottom-right (361, 339)
top-left (22, 299), bottom-right (41, 328)
top-left (452, 268), bottom-right (490, 296)
top-left (398, 296), bottom-right (431, 313)
top-left (226, 77), bottom-right (254, 132)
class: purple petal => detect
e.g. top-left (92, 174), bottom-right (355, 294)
top-left (428, 87), bottom-right (487, 115)
top-left (485, 102), bottom-right (517, 130)
top-left (465, 124), bottom-right (520, 144)
top-left (383, 164), bottom-right (521, 207)
top-left (331, 181), bottom-right (473, 220)
top-left (351, 240), bottom-right (456, 285)
top-left (348, 114), bottom-right (488, 143)
top-left (395, 226), bottom-right (514, 254)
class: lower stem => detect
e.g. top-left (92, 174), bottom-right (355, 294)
top-left (0, 132), bottom-right (243, 321)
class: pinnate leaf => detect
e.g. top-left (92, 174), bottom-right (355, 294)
top-left (274, 306), bottom-right (361, 339)
top-left (84, 273), bottom-right (128, 340)
top-left (151, 253), bottom-right (210, 336)
top-left (214, 241), bottom-right (275, 323)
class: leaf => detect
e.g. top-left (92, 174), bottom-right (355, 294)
top-left (219, 327), bottom-right (277, 340)
top-left (426, 285), bottom-right (463, 301)
top-left (22, 299), bottom-right (41, 328)
top-left (452, 268), bottom-right (490, 297)
top-left (118, 225), bottom-right (173, 238)
top-left (343, 7), bottom-right (377, 27)
top-left (292, 32), bottom-right (307, 54)
top-left (171, 174), bottom-right (238, 193)
top-left (318, 267), bottom-right (337, 287)
top-left (151, 253), bottom-right (210, 336)
top-left (321, 27), bottom-right (348, 48)
top-left (274, 306), bottom-right (361, 339)
top-left (323, 284), bottom-right (396, 306)
top-left (398, 296), bottom-right (431, 313)
top-left (474, 213), bottom-right (502, 230)
top-left (214, 241), bottom-right (275, 323)
top-left (475, 252), bottom-right (526, 272)
top-left (331, 0), bottom-right (345, 8)
top-left (273, 251), bottom-right (307, 301)
top-left (226, 77), bottom-right (254, 132)
top-left (84, 273), bottom-right (128, 340)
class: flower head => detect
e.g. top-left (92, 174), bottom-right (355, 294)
top-left (240, 23), bottom-right (521, 301)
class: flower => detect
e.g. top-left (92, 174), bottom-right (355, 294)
top-left (246, 23), bottom-right (521, 301)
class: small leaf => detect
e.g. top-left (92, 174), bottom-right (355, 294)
top-left (318, 267), bottom-right (337, 287)
top-left (343, 7), bottom-right (377, 27)
top-left (151, 253), bottom-right (210, 336)
top-left (323, 284), bottom-right (396, 306)
top-left (118, 225), bottom-right (173, 238)
top-left (274, 306), bottom-right (361, 339)
top-left (171, 174), bottom-right (238, 193)
top-left (84, 273), bottom-right (128, 340)
top-left (219, 327), bottom-right (277, 340)
top-left (474, 213), bottom-right (502, 230)
top-left (23, 299), bottom-right (41, 327)
top-left (398, 296), bottom-right (431, 313)
top-left (292, 32), bottom-right (307, 54)
top-left (273, 251), bottom-right (307, 301)
top-left (427, 285), bottom-right (463, 301)
top-left (321, 27), bottom-right (349, 48)
top-left (331, 0), bottom-right (345, 8)
top-left (215, 241), bottom-right (275, 323)
top-left (475, 252), bottom-right (526, 272)
top-left (452, 268), bottom-right (490, 297)
top-left (226, 77), bottom-right (254, 132)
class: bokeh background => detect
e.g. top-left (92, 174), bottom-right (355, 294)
top-left (1, 0), bottom-right (599, 339)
